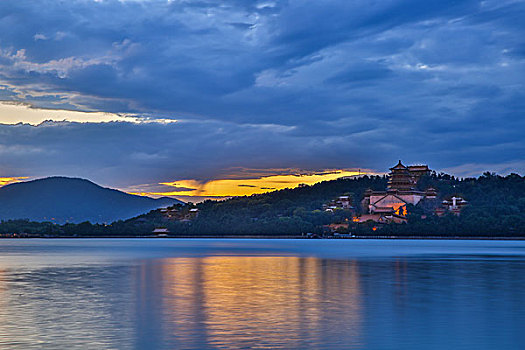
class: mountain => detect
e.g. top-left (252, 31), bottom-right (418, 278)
top-left (0, 177), bottom-right (182, 224)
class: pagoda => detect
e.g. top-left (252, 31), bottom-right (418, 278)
top-left (361, 160), bottom-right (435, 222)
top-left (387, 160), bottom-right (415, 191)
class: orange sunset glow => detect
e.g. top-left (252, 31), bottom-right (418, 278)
top-left (144, 256), bottom-right (363, 348)
top-left (0, 177), bottom-right (29, 187)
top-left (130, 169), bottom-right (369, 198)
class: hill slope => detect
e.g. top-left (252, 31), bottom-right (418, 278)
top-left (0, 177), bottom-right (182, 224)
top-left (126, 172), bottom-right (525, 236)
top-left (1, 173), bottom-right (523, 236)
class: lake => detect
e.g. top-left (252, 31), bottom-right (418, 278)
top-left (0, 239), bottom-right (524, 349)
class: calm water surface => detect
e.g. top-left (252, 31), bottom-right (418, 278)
top-left (0, 239), bottom-right (524, 349)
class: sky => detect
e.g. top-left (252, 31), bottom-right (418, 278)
top-left (0, 0), bottom-right (524, 200)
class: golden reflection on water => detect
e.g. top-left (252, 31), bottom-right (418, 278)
top-left (140, 256), bottom-right (363, 349)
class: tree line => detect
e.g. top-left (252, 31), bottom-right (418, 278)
top-left (1, 172), bottom-right (524, 237)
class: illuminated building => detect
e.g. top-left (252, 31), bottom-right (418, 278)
top-left (361, 160), bottom-right (436, 223)
top-left (437, 196), bottom-right (468, 216)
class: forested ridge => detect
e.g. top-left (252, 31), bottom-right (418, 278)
top-left (1, 172), bottom-right (524, 237)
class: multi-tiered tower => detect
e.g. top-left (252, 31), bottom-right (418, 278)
top-left (388, 160), bottom-right (415, 191)
top-left (362, 160), bottom-right (434, 220)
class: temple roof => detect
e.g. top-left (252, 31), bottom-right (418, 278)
top-left (371, 193), bottom-right (408, 206)
top-left (390, 160), bottom-right (407, 170)
top-left (408, 165), bottom-right (429, 171)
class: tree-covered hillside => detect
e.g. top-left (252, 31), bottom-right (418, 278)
top-left (1, 172), bottom-right (524, 237)
top-left (385, 172), bottom-right (525, 236)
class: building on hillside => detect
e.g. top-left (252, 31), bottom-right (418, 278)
top-left (437, 196), bottom-right (468, 216)
top-left (159, 205), bottom-right (198, 221)
top-left (160, 206), bottom-right (181, 219)
top-left (425, 187), bottom-right (438, 199)
top-left (388, 161), bottom-right (415, 191)
top-left (153, 227), bottom-right (170, 237)
top-left (188, 208), bottom-right (199, 218)
top-left (354, 213), bottom-right (407, 224)
top-left (407, 165), bottom-right (432, 180)
top-left (361, 160), bottom-right (435, 223)
top-left (387, 160), bottom-right (431, 191)
top-left (323, 195), bottom-right (354, 212)
top-left (337, 196), bottom-right (352, 209)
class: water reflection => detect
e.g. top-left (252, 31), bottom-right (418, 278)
top-left (358, 258), bottom-right (525, 349)
top-left (135, 257), bottom-right (363, 349)
top-left (0, 240), bottom-right (524, 349)
top-left (0, 266), bottom-right (136, 349)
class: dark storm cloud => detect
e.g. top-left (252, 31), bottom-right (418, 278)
top-left (0, 0), bottom-right (524, 186)
top-left (1, 117), bottom-right (522, 188)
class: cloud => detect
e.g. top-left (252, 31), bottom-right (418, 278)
top-left (33, 33), bottom-right (48, 41)
top-left (0, 0), bottom-right (521, 121)
top-left (0, 0), bottom-right (523, 188)
top-left (0, 120), bottom-right (370, 187)
top-left (325, 63), bottom-right (393, 85)
top-left (0, 101), bottom-right (157, 124)
top-left (441, 160), bottom-right (525, 178)
top-left (0, 116), bottom-right (522, 194)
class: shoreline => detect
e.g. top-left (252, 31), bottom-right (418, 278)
top-left (1, 235), bottom-right (525, 240)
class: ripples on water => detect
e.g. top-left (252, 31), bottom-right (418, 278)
top-left (0, 239), bottom-right (524, 349)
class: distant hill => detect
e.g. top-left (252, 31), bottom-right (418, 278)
top-left (1, 172), bottom-right (524, 237)
top-left (0, 177), bottom-right (182, 224)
